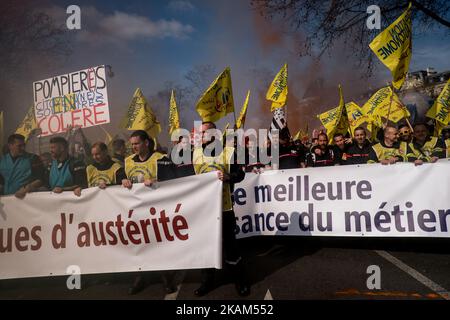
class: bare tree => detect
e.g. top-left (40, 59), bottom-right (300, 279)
top-left (184, 64), bottom-right (217, 100)
top-left (0, 1), bottom-right (72, 135)
top-left (0, 0), bottom-right (72, 77)
top-left (251, 0), bottom-right (450, 74)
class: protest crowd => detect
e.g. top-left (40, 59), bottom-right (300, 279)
top-left (1, 3), bottom-right (450, 298)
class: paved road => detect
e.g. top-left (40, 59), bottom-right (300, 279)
top-left (1, 237), bottom-right (449, 300)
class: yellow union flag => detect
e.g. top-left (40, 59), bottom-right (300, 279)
top-left (236, 90), bottom-right (250, 129)
top-left (196, 67), bottom-right (234, 123)
top-left (169, 90), bottom-right (181, 135)
top-left (369, 3), bottom-right (412, 89)
top-left (120, 88), bottom-right (161, 138)
top-left (374, 88), bottom-right (410, 123)
top-left (426, 78), bottom-right (450, 125)
top-left (266, 63), bottom-right (288, 111)
top-left (99, 126), bottom-right (114, 146)
top-left (16, 105), bottom-right (38, 141)
top-left (345, 102), bottom-right (368, 137)
top-left (362, 86), bottom-right (409, 127)
top-left (318, 85), bottom-right (348, 140)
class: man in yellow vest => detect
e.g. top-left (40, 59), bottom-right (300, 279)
top-left (86, 142), bottom-right (125, 188)
top-left (413, 123), bottom-right (446, 162)
top-left (192, 121), bottom-right (250, 297)
top-left (368, 126), bottom-right (424, 165)
top-left (121, 130), bottom-right (176, 295)
top-left (122, 130), bottom-right (165, 189)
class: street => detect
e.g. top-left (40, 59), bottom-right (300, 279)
top-left (1, 237), bottom-right (449, 300)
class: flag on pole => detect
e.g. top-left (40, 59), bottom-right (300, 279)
top-left (169, 90), bottom-right (181, 135)
top-left (318, 85), bottom-right (348, 141)
top-left (293, 130), bottom-right (301, 141)
top-left (120, 88), bottom-right (161, 138)
top-left (345, 102), bottom-right (369, 137)
top-left (426, 78), bottom-right (450, 126)
top-left (362, 86), bottom-right (410, 136)
top-left (99, 126), bottom-right (114, 146)
top-left (15, 106), bottom-right (38, 141)
top-left (236, 90), bottom-right (250, 129)
top-left (266, 63), bottom-right (288, 111)
top-left (196, 67), bottom-right (234, 123)
top-left (269, 107), bottom-right (290, 140)
top-left (369, 3), bottom-right (412, 89)
top-left (365, 86), bottom-right (409, 123)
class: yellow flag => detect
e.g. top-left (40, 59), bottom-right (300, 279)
top-left (345, 102), bottom-right (369, 137)
top-left (120, 88), bottom-right (161, 138)
top-left (100, 126), bottom-right (114, 146)
top-left (222, 122), bottom-right (231, 143)
top-left (15, 106), bottom-right (38, 141)
top-left (236, 90), bottom-right (250, 129)
top-left (433, 120), bottom-right (447, 136)
top-left (374, 88), bottom-right (410, 123)
top-left (169, 90), bottom-right (181, 135)
top-left (196, 67), bottom-right (234, 123)
top-left (362, 87), bottom-right (387, 132)
top-left (427, 78), bottom-right (450, 125)
top-left (369, 3), bottom-right (412, 89)
top-left (266, 63), bottom-right (288, 111)
top-left (318, 85), bottom-right (348, 141)
top-left (363, 86), bottom-right (409, 124)
top-left (223, 122), bottom-right (230, 136)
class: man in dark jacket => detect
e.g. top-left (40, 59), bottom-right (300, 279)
top-left (345, 127), bottom-right (372, 165)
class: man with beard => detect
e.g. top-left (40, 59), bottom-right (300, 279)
top-left (398, 123), bottom-right (413, 144)
top-left (345, 127), bottom-right (372, 165)
top-left (332, 133), bottom-right (350, 165)
top-left (307, 133), bottom-right (335, 167)
top-left (48, 136), bottom-right (87, 196)
top-left (368, 126), bottom-right (423, 165)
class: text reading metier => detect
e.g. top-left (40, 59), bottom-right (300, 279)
top-left (234, 175), bottom-right (372, 205)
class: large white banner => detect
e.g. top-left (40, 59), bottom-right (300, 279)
top-left (33, 65), bottom-right (110, 137)
top-left (234, 160), bottom-right (450, 238)
top-left (0, 172), bottom-right (222, 280)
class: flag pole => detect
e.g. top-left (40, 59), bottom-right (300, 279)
top-left (37, 134), bottom-right (41, 155)
top-left (397, 98), bottom-right (414, 133)
top-left (385, 83), bottom-right (394, 127)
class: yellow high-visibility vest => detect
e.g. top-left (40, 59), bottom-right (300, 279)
top-left (125, 152), bottom-right (165, 182)
top-left (193, 146), bottom-right (234, 211)
top-left (86, 162), bottom-right (122, 187)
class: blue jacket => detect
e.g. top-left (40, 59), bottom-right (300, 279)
top-left (0, 153), bottom-right (37, 195)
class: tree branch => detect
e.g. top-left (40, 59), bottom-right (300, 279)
top-left (411, 0), bottom-right (450, 28)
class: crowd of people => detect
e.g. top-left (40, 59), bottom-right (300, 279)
top-left (243, 123), bottom-right (449, 172)
top-left (0, 120), bottom-right (449, 297)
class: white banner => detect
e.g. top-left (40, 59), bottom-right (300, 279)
top-left (0, 172), bottom-right (222, 280)
top-left (234, 160), bottom-right (450, 238)
top-left (33, 65), bottom-right (110, 137)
